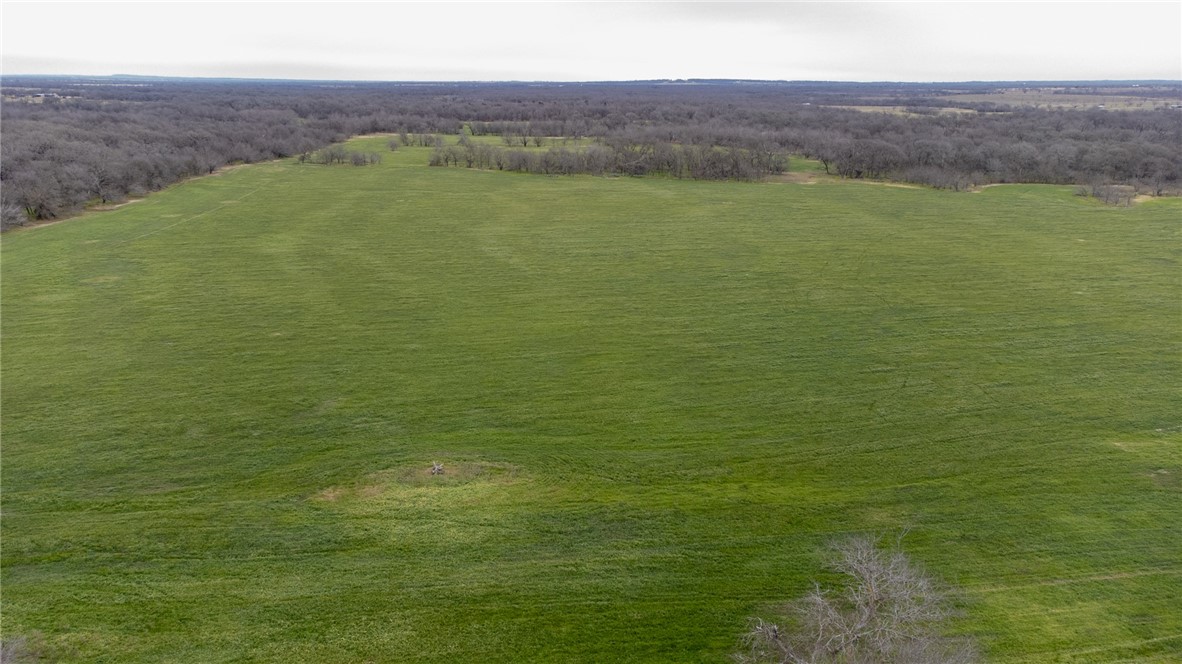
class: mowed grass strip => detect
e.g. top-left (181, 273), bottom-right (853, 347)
top-left (2, 136), bottom-right (1180, 662)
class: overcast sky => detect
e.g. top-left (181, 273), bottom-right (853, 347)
top-left (3, 1), bottom-right (1180, 82)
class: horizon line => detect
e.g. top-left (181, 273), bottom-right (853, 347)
top-left (4, 73), bottom-right (1181, 86)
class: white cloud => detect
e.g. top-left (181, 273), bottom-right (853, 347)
top-left (3, 1), bottom-right (1179, 81)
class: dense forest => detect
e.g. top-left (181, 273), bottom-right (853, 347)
top-left (2, 76), bottom-right (1180, 229)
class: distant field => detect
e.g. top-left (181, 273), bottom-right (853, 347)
top-left (938, 90), bottom-right (1180, 110)
top-left (3, 136), bottom-right (1180, 662)
top-left (833, 88), bottom-right (1181, 112)
top-left (824, 104), bottom-right (978, 116)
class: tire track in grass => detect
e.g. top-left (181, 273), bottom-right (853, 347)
top-left (116, 185), bottom-right (265, 244)
top-left (962, 567), bottom-right (1182, 594)
top-left (998, 633), bottom-right (1182, 662)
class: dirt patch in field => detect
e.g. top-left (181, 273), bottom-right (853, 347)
top-left (89, 198), bottom-right (144, 212)
top-left (369, 460), bottom-right (521, 488)
top-left (310, 460), bottom-right (523, 503)
top-left (969, 185), bottom-right (1170, 205)
top-left (1148, 468), bottom-right (1179, 490)
top-left (25, 197), bottom-right (143, 229)
top-left (768, 172), bottom-right (818, 185)
top-left (770, 172), bottom-right (921, 189)
top-left (313, 486), bottom-right (347, 502)
top-left (205, 163), bottom-right (250, 177)
top-left (853, 179), bottom-right (922, 190)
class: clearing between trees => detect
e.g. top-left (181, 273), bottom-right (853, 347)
top-left (2, 137), bottom-right (1179, 662)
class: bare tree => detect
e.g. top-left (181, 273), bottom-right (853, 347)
top-left (735, 535), bottom-right (977, 664)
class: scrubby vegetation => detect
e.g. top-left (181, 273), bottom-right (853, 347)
top-left (2, 77), bottom-right (1179, 228)
top-left (736, 536), bottom-right (977, 664)
top-left (429, 138), bottom-right (787, 180)
top-left (299, 145), bottom-right (382, 166)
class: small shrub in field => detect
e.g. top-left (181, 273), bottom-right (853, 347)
top-left (735, 535), bottom-right (977, 664)
top-left (1, 632), bottom-right (46, 663)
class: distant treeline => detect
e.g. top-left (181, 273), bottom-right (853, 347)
top-left (429, 134), bottom-right (786, 180)
top-left (299, 145), bottom-right (383, 166)
top-left (2, 77), bottom-right (1179, 228)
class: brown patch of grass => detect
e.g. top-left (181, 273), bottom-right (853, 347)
top-left (205, 163), bottom-right (250, 177)
top-left (89, 198), bottom-right (144, 212)
top-left (310, 460), bottom-right (523, 504)
top-left (1, 631), bottom-right (48, 663)
top-left (1149, 469), bottom-right (1179, 491)
top-left (852, 179), bottom-right (922, 190)
top-left (768, 172), bottom-right (818, 185)
top-left (371, 460), bottom-right (521, 487)
top-left (357, 484), bottom-right (385, 499)
top-left (312, 486), bottom-right (346, 502)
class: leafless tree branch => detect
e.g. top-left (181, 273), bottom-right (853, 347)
top-left (735, 535), bottom-right (978, 664)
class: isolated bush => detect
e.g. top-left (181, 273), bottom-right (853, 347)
top-left (1087, 183), bottom-right (1136, 206)
top-left (735, 535), bottom-right (977, 664)
top-left (0, 632), bottom-right (46, 663)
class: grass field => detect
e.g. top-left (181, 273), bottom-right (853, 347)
top-left (3, 136), bottom-right (1180, 662)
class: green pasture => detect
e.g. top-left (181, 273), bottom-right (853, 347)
top-left (2, 136), bottom-right (1179, 662)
